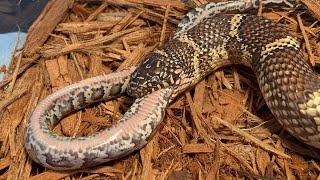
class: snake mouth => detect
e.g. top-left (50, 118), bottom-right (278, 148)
top-left (127, 73), bottom-right (174, 99)
top-left (126, 83), bottom-right (172, 99)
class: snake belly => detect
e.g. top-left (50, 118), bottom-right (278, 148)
top-left (127, 14), bottom-right (320, 149)
top-left (25, 66), bottom-right (172, 170)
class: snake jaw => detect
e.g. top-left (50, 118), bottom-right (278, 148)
top-left (127, 53), bottom-right (181, 99)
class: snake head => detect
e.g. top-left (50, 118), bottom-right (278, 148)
top-left (127, 52), bottom-right (181, 99)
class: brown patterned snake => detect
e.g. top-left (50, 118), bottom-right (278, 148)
top-left (25, 0), bottom-right (320, 171)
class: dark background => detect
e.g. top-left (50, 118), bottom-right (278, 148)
top-left (0, 0), bottom-right (47, 33)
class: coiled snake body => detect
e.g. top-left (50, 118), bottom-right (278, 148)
top-left (25, 0), bottom-right (320, 170)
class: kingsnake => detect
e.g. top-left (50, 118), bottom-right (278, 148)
top-left (25, 0), bottom-right (320, 170)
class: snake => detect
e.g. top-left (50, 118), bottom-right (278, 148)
top-left (25, 0), bottom-right (320, 171)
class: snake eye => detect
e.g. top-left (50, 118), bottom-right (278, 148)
top-left (151, 76), bottom-right (160, 83)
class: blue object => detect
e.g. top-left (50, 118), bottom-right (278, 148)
top-left (0, 32), bottom-right (27, 80)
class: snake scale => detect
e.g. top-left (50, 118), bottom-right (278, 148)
top-left (25, 0), bottom-right (320, 170)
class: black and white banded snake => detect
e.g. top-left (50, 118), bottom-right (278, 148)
top-left (25, 0), bottom-right (320, 170)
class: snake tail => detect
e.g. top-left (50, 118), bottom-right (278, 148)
top-left (25, 66), bottom-right (172, 170)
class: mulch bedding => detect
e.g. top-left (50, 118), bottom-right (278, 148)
top-left (1, 0), bottom-right (320, 179)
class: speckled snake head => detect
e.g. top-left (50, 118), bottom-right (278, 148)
top-left (127, 51), bottom-right (181, 99)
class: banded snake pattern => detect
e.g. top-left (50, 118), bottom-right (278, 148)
top-left (25, 0), bottom-right (320, 170)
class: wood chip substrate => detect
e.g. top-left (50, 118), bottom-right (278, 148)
top-left (1, 0), bottom-right (320, 179)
